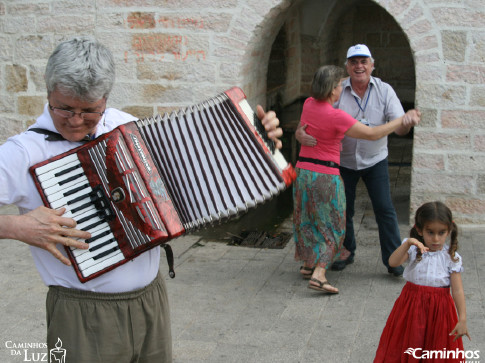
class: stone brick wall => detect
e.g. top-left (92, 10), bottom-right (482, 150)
top-left (391, 0), bottom-right (485, 225)
top-left (0, 0), bottom-right (293, 143)
top-left (0, 0), bottom-right (484, 225)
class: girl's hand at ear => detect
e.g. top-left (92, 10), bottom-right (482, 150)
top-left (407, 238), bottom-right (429, 254)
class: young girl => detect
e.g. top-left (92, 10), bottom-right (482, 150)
top-left (374, 201), bottom-right (470, 363)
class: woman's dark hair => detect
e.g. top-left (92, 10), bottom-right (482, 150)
top-left (310, 65), bottom-right (345, 101)
top-left (410, 201), bottom-right (458, 262)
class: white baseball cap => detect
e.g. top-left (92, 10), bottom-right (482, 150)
top-left (347, 44), bottom-right (372, 58)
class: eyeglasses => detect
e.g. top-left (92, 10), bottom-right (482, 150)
top-left (49, 104), bottom-right (105, 121)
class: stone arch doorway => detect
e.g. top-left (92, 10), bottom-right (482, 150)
top-left (266, 0), bottom-right (416, 225)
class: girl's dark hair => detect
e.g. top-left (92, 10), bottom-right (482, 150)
top-left (410, 201), bottom-right (458, 262)
top-left (310, 65), bottom-right (345, 100)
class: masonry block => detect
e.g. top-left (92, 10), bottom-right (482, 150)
top-left (412, 171), bottom-right (474, 195)
top-left (414, 131), bottom-right (471, 151)
top-left (6, 65), bottom-right (27, 93)
top-left (441, 31), bottom-right (467, 62)
top-left (471, 32), bottom-right (485, 63)
top-left (18, 96), bottom-right (44, 116)
top-left (446, 197), bottom-right (485, 215)
top-left (412, 153), bottom-right (445, 171)
top-left (0, 118), bottom-right (25, 144)
top-left (416, 84), bottom-right (466, 108)
top-left (442, 110), bottom-right (485, 129)
top-left (470, 86), bottom-right (485, 107)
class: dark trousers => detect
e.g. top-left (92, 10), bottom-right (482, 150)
top-left (340, 158), bottom-right (401, 267)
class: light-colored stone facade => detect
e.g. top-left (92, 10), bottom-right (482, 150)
top-left (0, 0), bottom-right (483, 225)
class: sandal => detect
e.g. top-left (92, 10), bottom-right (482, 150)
top-left (299, 266), bottom-right (314, 279)
top-left (308, 278), bottom-right (339, 294)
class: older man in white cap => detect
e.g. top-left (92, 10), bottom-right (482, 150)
top-left (296, 44), bottom-right (419, 276)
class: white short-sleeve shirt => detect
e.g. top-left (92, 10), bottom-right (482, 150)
top-left (0, 104), bottom-right (160, 293)
top-left (402, 239), bottom-right (463, 287)
top-left (336, 76), bottom-right (405, 170)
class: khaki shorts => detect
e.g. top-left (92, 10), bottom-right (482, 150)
top-left (46, 272), bottom-right (172, 363)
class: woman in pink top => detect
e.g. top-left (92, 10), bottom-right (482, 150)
top-left (294, 65), bottom-right (420, 293)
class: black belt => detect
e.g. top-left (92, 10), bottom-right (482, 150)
top-left (298, 156), bottom-right (339, 169)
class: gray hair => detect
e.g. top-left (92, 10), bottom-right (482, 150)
top-left (45, 37), bottom-right (115, 102)
top-left (344, 56), bottom-right (375, 66)
top-left (311, 65), bottom-right (345, 100)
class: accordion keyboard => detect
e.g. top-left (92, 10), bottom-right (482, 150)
top-left (34, 154), bottom-right (125, 276)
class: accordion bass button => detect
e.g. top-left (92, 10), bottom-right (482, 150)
top-left (111, 187), bottom-right (126, 203)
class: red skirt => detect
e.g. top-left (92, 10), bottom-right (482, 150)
top-left (374, 282), bottom-right (464, 363)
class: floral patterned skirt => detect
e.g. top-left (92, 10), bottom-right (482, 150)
top-left (293, 168), bottom-right (346, 269)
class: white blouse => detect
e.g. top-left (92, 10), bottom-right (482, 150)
top-left (402, 239), bottom-right (463, 287)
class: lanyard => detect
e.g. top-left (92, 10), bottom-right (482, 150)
top-left (353, 83), bottom-right (373, 115)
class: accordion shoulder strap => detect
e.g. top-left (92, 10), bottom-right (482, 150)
top-left (29, 128), bottom-right (92, 142)
top-left (28, 127), bottom-right (66, 141)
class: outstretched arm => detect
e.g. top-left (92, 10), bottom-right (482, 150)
top-left (257, 105), bottom-right (283, 149)
top-left (346, 109), bottom-right (421, 141)
top-left (450, 272), bottom-right (471, 341)
top-left (0, 206), bottom-right (90, 266)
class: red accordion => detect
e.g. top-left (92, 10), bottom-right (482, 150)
top-left (30, 87), bottom-right (296, 283)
